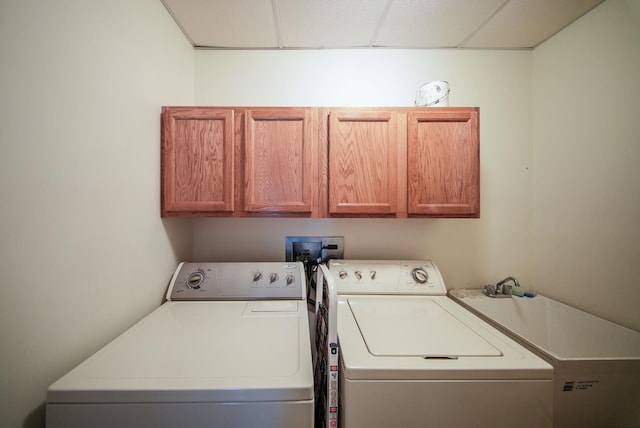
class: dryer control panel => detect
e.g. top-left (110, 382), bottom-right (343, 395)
top-left (328, 260), bottom-right (447, 295)
top-left (166, 262), bottom-right (306, 301)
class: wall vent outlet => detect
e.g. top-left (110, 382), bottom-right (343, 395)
top-left (285, 236), bottom-right (344, 265)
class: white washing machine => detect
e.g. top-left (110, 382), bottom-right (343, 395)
top-left (46, 262), bottom-right (314, 428)
top-left (327, 260), bottom-right (553, 428)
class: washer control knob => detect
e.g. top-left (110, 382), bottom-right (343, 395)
top-left (411, 267), bottom-right (429, 284)
top-left (370, 270), bottom-right (377, 280)
top-left (339, 271), bottom-right (348, 279)
top-left (269, 273), bottom-right (279, 284)
top-left (187, 270), bottom-right (205, 289)
top-left (355, 270), bottom-right (362, 280)
top-left (253, 271), bottom-right (263, 282)
top-left (286, 275), bottom-right (295, 286)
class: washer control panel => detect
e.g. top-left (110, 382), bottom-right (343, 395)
top-left (167, 262), bottom-right (306, 301)
top-left (328, 260), bottom-right (447, 295)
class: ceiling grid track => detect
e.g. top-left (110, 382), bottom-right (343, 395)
top-left (271, 0), bottom-right (284, 48)
top-left (457, 0), bottom-right (511, 48)
top-left (161, 0), bottom-right (606, 50)
top-left (369, 0), bottom-right (394, 47)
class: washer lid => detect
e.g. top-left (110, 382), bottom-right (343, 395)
top-left (348, 298), bottom-right (502, 357)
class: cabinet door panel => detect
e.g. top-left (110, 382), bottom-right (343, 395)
top-left (162, 108), bottom-right (234, 216)
top-left (329, 111), bottom-right (399, 214)
top-left (244, 109), bottom-right (316, 213)
top-left (407, 110), bottom-right (479, 217)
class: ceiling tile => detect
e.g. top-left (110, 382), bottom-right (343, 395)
top-left (374, 0), bottom-right (506, 48)
top-left (462, 0), bottom-right (605, 49)
top-left (161, 0), bottom-right (606, 50)
top-left (276, 0), bottom-right (389, 48)
top-left (162, 0), bottom-right (279, 48)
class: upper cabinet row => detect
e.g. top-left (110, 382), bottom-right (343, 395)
top-left (161, 106), bottom-right (479, 218)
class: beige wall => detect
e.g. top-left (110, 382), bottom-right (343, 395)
top-left (532, 0), bottom-right (640, 331)
top-left (0, 1), bottom-right (193, 427)
top-left (192, 49), bottom-right (534, 292)
top-left (193, 2), bottom-right (640, 332)
top-left (1, 1), bottom-right (638, 427)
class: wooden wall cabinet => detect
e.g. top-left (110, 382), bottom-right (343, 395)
top-left (243, 109), bottom-right (318, 214)
top-left (328, 110), bottom-right (401, 215)
top-left (327, 107), bottom-right (479, 218)
top-left (161, 107), bottom-right (320, 217)
top-left (162, 106), bottom-right (479, 218)
top-left (161, 108), bottom-right (234, 216)
top-left (407, 109), bottom-right (479, 217)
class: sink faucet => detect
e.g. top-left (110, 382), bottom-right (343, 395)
top-left (495, 276), bottom-right (520, 295)
top-left (496, 276), bottom-right (520, 290)
top-left (484, 276), bottom-right (520, 297)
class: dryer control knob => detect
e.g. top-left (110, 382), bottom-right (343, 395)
top-left (269, 273), bottom-right (279, 284)
top-left (411, 267), bottom-right (429, 284)
top-left (253, 271), bottom-right (263, 282)
top-left (339, 271), bottom-right (348, 279)
top-left (355, 270), bottom-right (362, 280)
top-left (286, 275), bottom-right (295, 286)
top-left (187, 270), bottom-right (205, 289)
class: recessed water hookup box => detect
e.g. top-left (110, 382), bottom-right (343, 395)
top-left (285, 236), bottom-right (344, 264)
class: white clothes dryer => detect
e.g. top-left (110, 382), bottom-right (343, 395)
top-left (326, 260), bottom-right (553, 428)
top-left (46, 262), bottom-right (314, 428)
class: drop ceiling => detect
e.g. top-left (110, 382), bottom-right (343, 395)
top-left (161, 0), bottom-right (604, 50)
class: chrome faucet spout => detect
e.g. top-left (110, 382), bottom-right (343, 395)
top-left (483, 276), bottom-right (520, 297)
top-left (496, 276), bottom-right (520, 288)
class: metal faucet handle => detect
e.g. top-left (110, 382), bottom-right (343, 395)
top-left (483, 276), bottom-right (520, 298)
top-left (483, 284), bottom-right (496, 295)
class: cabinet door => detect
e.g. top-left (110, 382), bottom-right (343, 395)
top-left (407, 109), bottom-right (479, 217)
top-left (329, 110), bottom-right (400, 215)
top-left (161, 108), bottom-right (234, 216)
top-left (244, 109), bottom-right (317, 214)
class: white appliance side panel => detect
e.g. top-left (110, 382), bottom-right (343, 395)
top-left (46, 400), bottom-right (314, 428)
top-left (553, 362), bottom-right (640, 428)
top-left (339, 375), bottom-right (552, 428)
